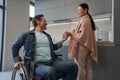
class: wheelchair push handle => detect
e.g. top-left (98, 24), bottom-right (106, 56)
top-left (24, 56), bottom-right (33, 61)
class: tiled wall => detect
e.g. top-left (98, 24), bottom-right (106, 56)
top-left (95, 19), bottom-right (112, 41)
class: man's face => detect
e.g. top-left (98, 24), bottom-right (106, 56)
top-left (39, 17), bottom-right (47, 30)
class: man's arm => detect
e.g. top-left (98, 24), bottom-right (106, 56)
top-left (12, 32), bottom-right (26, 62)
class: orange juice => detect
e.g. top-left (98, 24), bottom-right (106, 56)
top-left (71, 29), bottom-right (75, 33)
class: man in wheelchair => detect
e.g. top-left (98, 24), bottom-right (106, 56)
top-left (12, 14), bottom-right (78, 80)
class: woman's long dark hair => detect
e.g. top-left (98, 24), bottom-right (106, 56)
top-left (78, 3), bottom-right (96, 31)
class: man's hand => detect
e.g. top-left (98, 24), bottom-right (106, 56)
top-left (61, 31), bottom-right (68, 42)
top-left (61, 31), bottom-right (73, 43)
top-left (14, 61), bottom-right (22, 69)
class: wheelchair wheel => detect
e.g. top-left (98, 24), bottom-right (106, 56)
top-left (11, 65), bottom-right (28, 80)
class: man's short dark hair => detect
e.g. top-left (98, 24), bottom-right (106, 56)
top-left (32, 14), bottom-right (44, 27)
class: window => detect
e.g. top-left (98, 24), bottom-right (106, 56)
top-left (0, 0), bottom-right (5, 71)
top-left (0, 0), bottom-right (3, 5)
top-left (29, 1), bottom-right (34, 30)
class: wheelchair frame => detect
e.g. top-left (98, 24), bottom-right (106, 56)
top-left (11, 57), bottom-right (66, 80)
top-left (11, 65), bottom-right (29, 80)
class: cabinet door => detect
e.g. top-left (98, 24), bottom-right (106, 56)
top-left (114, 0), bottom-right (120, 45)
top-left (115, 46), bottom-right (120, 80)
top-left (61, 45), bottom-right (69, 61)
top-left (93, 46), bottom-right (115, 80)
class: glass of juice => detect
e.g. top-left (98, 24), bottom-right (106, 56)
top-left (71, 26), bottom-right (75, 33)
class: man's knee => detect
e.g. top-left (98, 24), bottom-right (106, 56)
top-left (35, 66), bottom-right (56, 76)
top-left (69, 61), bottom-right (78, 70)
top-left (45, 67), bottom-right (56, 76)
top-left (65, 61), bottom-right (78, 74)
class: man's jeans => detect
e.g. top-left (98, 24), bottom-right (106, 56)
top-left (35, 60), bottom-right (78, 80)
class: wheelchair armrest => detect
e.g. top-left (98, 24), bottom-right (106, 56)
top-left (55, 51), bottom-right (62, 56)
top-left (24, 56), bottom-right (35, 77)
top-left (24, 56), bottom-right (33, 61)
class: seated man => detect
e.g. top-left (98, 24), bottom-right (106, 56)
top-left (12, 14), bottom-right (78, 80)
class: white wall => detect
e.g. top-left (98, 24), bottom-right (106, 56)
top-left (2, 0), bottom-right (30, 71)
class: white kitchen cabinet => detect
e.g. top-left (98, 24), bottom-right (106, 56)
top-left (113, 0), bottom-right (120, 45)
top-left (35, 0), bottom-right (112, 21)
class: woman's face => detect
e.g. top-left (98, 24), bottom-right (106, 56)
top-left (77, 6), bottom-right (87, 17)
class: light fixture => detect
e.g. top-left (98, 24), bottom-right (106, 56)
top-left (94, 17), bottom-right (111, 22)
top-left (47, 21), bottom-right (78, 26)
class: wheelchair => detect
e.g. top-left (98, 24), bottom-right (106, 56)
top-left (11, 64), bottom-right (29, 80)
top-left (11, 56), bottom-right (66, 80)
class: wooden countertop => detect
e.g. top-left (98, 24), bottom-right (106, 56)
top-left (97, 41), bottom-right (114, 46)
top-left (63, 41), bottom-right (115, 46)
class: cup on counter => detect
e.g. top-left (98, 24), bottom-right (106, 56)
top-left (108, 31), bottom-right (113, 42)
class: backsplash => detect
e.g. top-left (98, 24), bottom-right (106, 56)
top-left (95, 18), bottom-right (112, 42)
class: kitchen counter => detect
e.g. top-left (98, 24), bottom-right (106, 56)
top-left (97, 41), bottom-right (115, 46)
top-left (63, 41), bottom-right (115, 46)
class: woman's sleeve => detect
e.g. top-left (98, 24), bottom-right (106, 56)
top-left (72, 20), bottom-right (88, 43)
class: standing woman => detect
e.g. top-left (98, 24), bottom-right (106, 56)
top-left (63, 3), bottom-right (98, 80)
